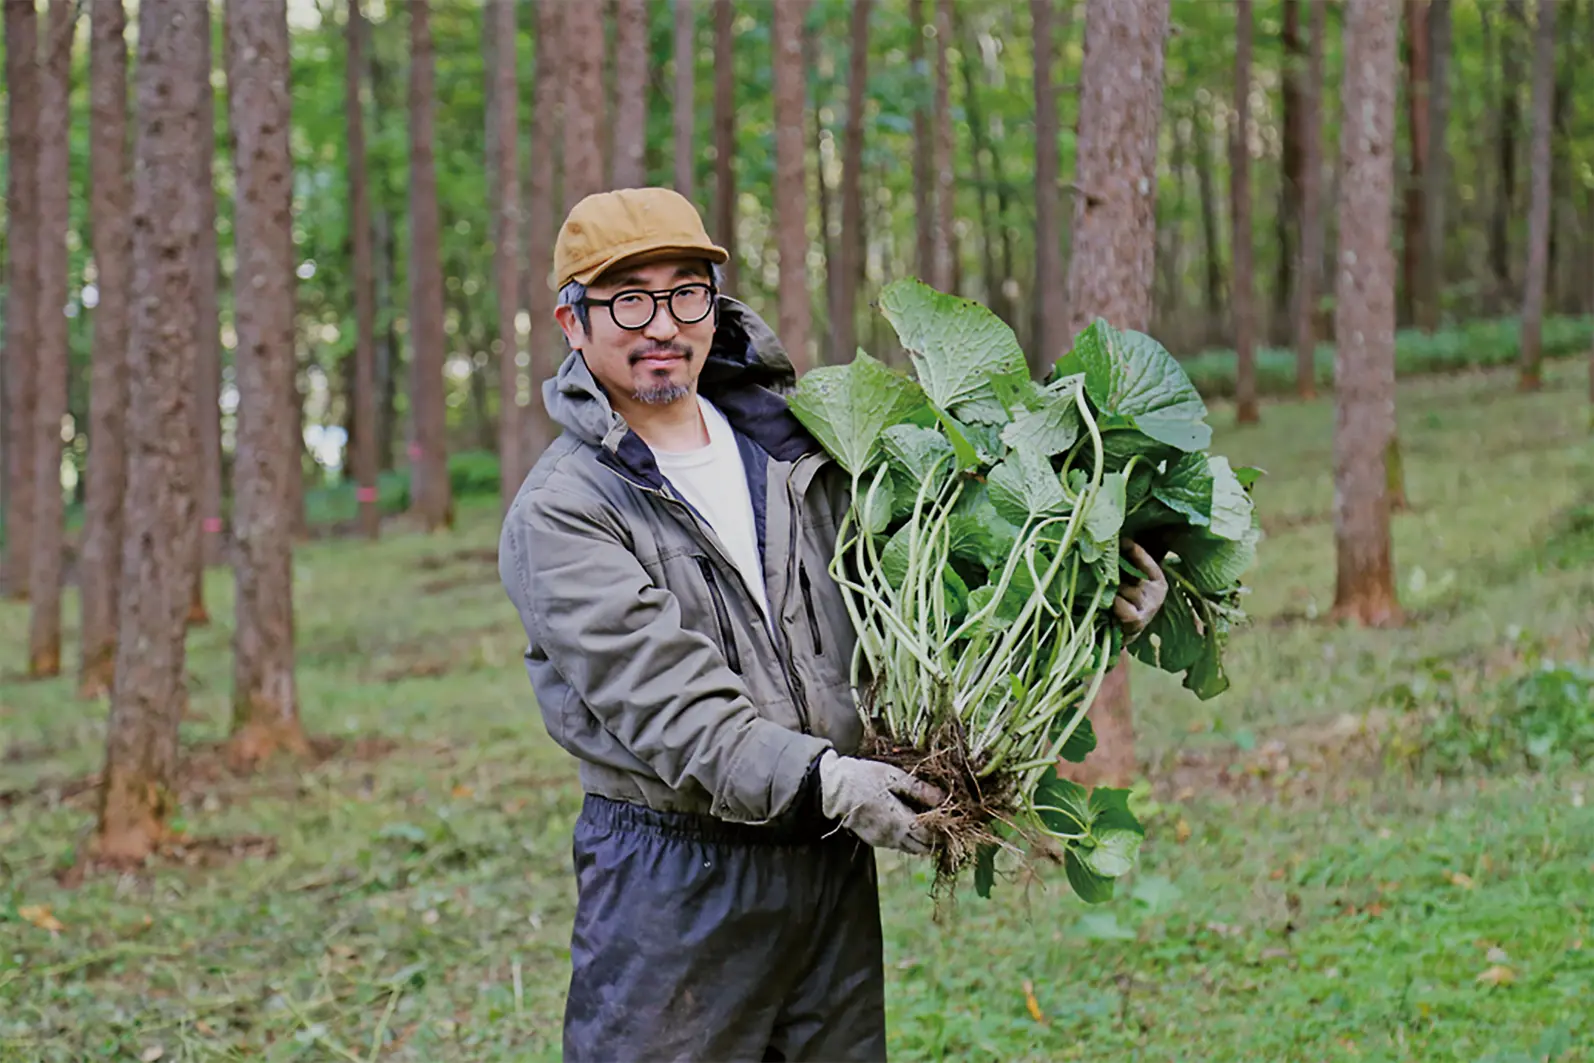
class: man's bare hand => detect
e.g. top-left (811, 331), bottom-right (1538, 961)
top-left (1113, 539), bottom-right (1168, 639)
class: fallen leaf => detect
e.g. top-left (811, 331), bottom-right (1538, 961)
top-left (1572, 938), bottom-right (1584, 951)
top-left (1021, 979), bottom-right (1047, 1024)
top-left (1486, 946), bottom-right (1509, 964)
top-left (1175, 818), bottom-right (1192, 843)
top-left (451, 784), bottom-right (474, 799)
top-left (140, 1048), bottom-right (165, 1062)
top-left (18, 905), bottom-right (64, 933)
top-left (1476, 965), bottom-right (1516, 987)
top-left (1365, 902), bottom-right (1385, 917)
top-left (1269, 868), bottom-right (1285, 881)
top-left (1446, 871), bottom-right (1475, 890)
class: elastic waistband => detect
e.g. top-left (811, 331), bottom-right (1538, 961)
top-left (578, 793), bottom-right (839, 847)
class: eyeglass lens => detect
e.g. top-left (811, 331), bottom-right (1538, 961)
top-left (610, 285), bottom-right (713, 329)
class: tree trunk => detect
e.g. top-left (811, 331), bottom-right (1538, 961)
top-left (347, 0), bottom-right (379, 538)
top-left (674, 0), bottom-right (696, 201)
top-left (1518, 0), bottom-right (1556, 392)
top-left (1490, 2), bottom-right (1523, 308)
top-left (1417, 0), bottom-right (1449, 332)
top-left (523, 0), bottom-right (560, 467)
top-left (1400, 0), bottom-right (1429, 330)
top-left (1031, 0), bottom-right (1063, 378)
top-left (1231, 0), bottom-right (1258, 425)
top-left (376, 208), bottom-right (399, 472)
top-left (771, 0), bottom-right (812, 374)
top-left (805, 23), bottom-right (836, 361)
top-left (1277, 0), bottom-right (1304, 347)
top-left (28, 0), bottom-right (75, 678)
top-left (1064, 0), bottom-right (1170, 788)
top-left (1331, 0), bottom-right (1401, 628)
top-left (95, 0), bottom-right (204, 866)
top-left (1195, 103), bottom-right (1225, 343)
top-left (834, 0), bottom-right (872, 368)
top-left (612, 0), bottom-right (648, 189)
top-left (79, 0), bottom-right (134, 697)
top-left (1295, 0), bottom-right (1327, 399)
top-left (909, 0), bottom-right (934, 280)
top-left (931, 0), bottom-right (955, 292)
top-left (955, 8), bottom-right (1000, 321)
top-left (712, 0), bottom-right (737, 291)
top-left (406, 0), bottom-right (452, 532)
top-left (564, 0), bottom-right (607, 208)
top-left (226, 0), bottom-right (308, 764)
top-left (3, 0), bottom-right (40, 602)
top-left (188, 0), bottom-right (222, 626)
top-left (490, 0), bottom-right (521, 502)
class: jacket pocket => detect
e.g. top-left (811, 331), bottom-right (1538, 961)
top-left (798, 564), bottom-right (823, 656)
top-left (695, 556), bottom-right (743, 674)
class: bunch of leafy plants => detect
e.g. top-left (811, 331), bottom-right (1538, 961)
top-left (788, 280), bottom-right (1260, 901)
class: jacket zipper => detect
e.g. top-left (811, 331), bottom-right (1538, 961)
top-left (798, 565), bottom-right (823, 656)
top-left (695, 556), bottom-right (743, 674)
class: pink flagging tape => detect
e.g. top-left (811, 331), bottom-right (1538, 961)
top-left (355, 486), bottom-right (379, 503)
top-left (202, 518), bottom-right (223, 534)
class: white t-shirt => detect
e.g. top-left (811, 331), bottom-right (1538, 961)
top-left (652, 396), bottom-right (772, 626)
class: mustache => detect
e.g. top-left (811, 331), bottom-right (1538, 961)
top-left (628, 341), bottom-right (694, 365)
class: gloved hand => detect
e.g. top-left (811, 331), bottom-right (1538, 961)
top-left (817, 750), bottom-right (946, 855)
top-left (1113, 539), bottom-right (1168, 639)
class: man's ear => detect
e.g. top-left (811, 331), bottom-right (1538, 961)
top-left (554, 304), bottom-right (586, 350)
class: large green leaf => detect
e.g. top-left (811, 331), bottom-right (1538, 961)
top-left (1170, 527), bottom-right (1259, 594)
top-left (986, 450), bottom-right (1068, 526)
top-left (947, 510), bottom-right (1018, 571)
top-left (1055, 715), bottom-right (1097, 763)
top-left (1055, 321), bottom-right (1212, 452)
top-left (1183, 633), bottom-right (1231, 700)
top-left (880, 424), bottom-right (955, 483)
top-left (1152, 452), bottom-right (1215, 526)
top-left (1083, 472), bottom-right (1128, 548)
top-left (952, 392), bottom-right (1011, 426)
top-left (1082, 829), bottom-right (1143, 878)
top-left (1001, 391), bottom-right (1081, 457)
top-left (1031, 766), bottom-right (1091, 836)
top-left (1127, 582), bottom-right (1204, 673)
top-left (788, 351), bottom-right (927, 476)
top-left (1207, 456), bottom-right (1255, 541)
top-left (878, 279), bottom-right (1030, 410)
top-left (974, 843), bottom-right (997, 899)
top-left (1065, 848), bottom-right (1116, 904)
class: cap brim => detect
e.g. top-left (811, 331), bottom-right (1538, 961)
top-left (571, 243), bottom-right (730, 287)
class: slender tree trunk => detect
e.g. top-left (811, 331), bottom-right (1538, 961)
top-left (1064, 0), bottom-right (1170, 788)
top-left (79, 0), bottom-right (134, 697)
top-left (1490, 3), bottom-right (1523, 308)
top-left (406, 0), bottom-right (452, 531)
top-left (376, 208), bottom-right (399, 471)
top-left (674, 0), bottom-right (696, 201)
top-left (612, 0), bottom-right (648, 189)
top-left (564, 0), bottom-right (607, 208)
top-left (712, 0), bottom-right (737, 290)
top-left (348, 0), bottom-right (379, 538)
top-left (834, 0), bottom-right (872, 367)
top-left (489, 0), bottom-right (521, 502)
top-left (955, 9), bottom-right (1000, 319)
top-left (523, 0), bottom-right (560, 466)
top-left (3, 0), bottom-right (40, 602)
top-left (1519, 0), bottom-right (1557, 392)
top-left (805, 23), bottom-right (837, 359)
top-left (931, 0), bottom-right (956, 292)
top-left (1032, 0), bottom-right (1063, 378)
top-left (771, 0), bottom-right (812, 373)
top-left (189, 0), bottom-right (222, 625)
top-left (909, 0), bottom-right (934, 280)
top-left (1232, 0), bottom-right (1258, 425)
top-left (1278, 0), bottom-right (1304, 347)
top-left (95, 0), bottom-right (204, 866)
top-left (1400, 0), bottom-right (1429, 329)
top-left (1195, 103), bottom-right (1225, 343)
top-left (1418, 0), bottom-right (1450, 333)
top-left (1332, 0), bottom-right (1401, 628)
top-left (226, 0), bottom-right (308, 764)
top-left (1295, 0), bottom-right (1327, 400)
top-left (28, 0), bottom-right (76, 678)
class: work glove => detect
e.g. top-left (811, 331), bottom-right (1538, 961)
top-left (1112, 539), bottom-right (1168, 640)
top-left (817, 750), bottom-right (946, 855)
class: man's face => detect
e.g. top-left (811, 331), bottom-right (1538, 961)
top-left (556, 259), bottom-right (717, 408)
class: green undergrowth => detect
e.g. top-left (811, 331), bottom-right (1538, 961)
top-left (2, 361), bottom-right (1592, 1061)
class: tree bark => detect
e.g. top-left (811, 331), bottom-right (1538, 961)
top-left (489, 0), bottom-right (521, 503)
top-left (347, 0), bottom-right (379, 538)
top-left (1295, 0), bottom-right (1327, 399)
top-left (712, 0), bottom-right (737, 291)
top-left (1032, 0), bottom-right (1063, 378)
top-left (376, 208), bottom-right (399, 472)
top-left (523, 0), bottom-right (560, 466)
top-left (406, 0), bottom-right (452, 531)
top-left (28, 0), bottom-right (76, 678)
top-left (1231, 0), bottom-right (1258, 425)
top-left (79, 0), bottom-right (134, 697)
top-left (909, 0), bottom-right (934, 281)
top-left (834, 0), bottom-right (872, 367)
top-left (1518, 0), bottom-right (1556, 392)
top-left (226, 0), bottom-right (308, 764)
top-left (564, 0), bottom-right (607, 208)
top-left (1417, 0), bottom-right (1449, 333)
top-left (955, 8), bottom-right (1001, 323)
top-left (1489, 2), bottom-right (1523, 308)
top-left (931, 0), bottom-right (955, 292)
top-left (612, 0), bottom-right (648, 189)
top-left (805, 23), bottom-right (836, 361)
top-left (96, 0), bottom-right (204, 866)
top-left (1331, 0), bottom-right (1401, 628)
top-left (1277, 0), bottom-right (1304, 347)
top-left (189, 0), bottom-right (222, 625)
top-left (1195, 102), bottom-right (1225, 343)
top-left (1400, 0), bottom-right (1429, 330)
top-left (3, 0), bottom-right (40, 602)
top-left (771, 0), bottom-right (812, 373)
top-left (1064, 0), bottom-right (1170, 788)
top-left (674, 0), bottom-right (696, 201)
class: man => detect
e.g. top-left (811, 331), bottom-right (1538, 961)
top-left (499, 187), bottom-right (1167, 1062)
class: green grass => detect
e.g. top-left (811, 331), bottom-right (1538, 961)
top-left (3, 360), bottom-right (1593, 1061)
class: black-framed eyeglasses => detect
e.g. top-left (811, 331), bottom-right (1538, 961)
top-left (584, 283), bottom-right (717, 331)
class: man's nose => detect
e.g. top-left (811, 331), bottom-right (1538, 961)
top-left (644, 301), bottom-right (680, 341)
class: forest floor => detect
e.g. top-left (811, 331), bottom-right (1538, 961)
top-left (2, 360), bottom-right (1593, 1062)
